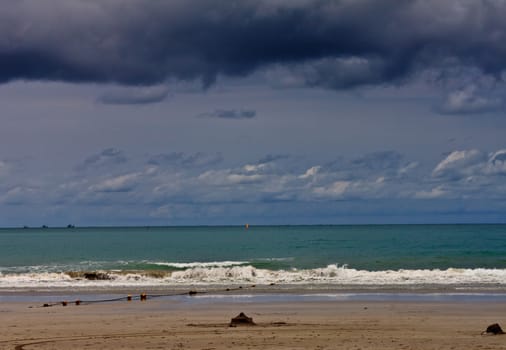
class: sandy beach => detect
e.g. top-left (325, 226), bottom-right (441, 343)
top-left (1, 296), bottom-right (506, 349)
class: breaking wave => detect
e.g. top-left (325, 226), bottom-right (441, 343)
top-left (2, 264), bottom-right (506, 289)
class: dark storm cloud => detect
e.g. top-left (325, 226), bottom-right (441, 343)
top-left (2, 0), bottom-right (506, 89)
top-left (98, 85), bottom-right (170, 105)
top-left (256, 154), bottom-right (291, 164)
top-left (78, 148), bottom-right (127, 170)
top-left (350, 151), bottom-right (404, 171)
top-left (197, 109), bottom-right (257, 120)
top-left (148, 152), bottom-right (223, 168)
top-left (322, 151), bottom-right (417, 181)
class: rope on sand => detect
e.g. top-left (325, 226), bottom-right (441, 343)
top-left (35, 283), bottom-right (272, 308)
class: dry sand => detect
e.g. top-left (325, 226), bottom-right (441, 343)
top-left (1, 298), bottom-right (506, 349)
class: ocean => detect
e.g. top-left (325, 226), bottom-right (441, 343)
top-left (1, 224), bottom-right (506, 292)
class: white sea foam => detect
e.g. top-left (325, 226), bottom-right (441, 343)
top-left (1, 264), bottom-right (506, 289)
top-left (150, 261), bottom-right (249, 268)
top-left (168, 264), bottom-right (506, 285)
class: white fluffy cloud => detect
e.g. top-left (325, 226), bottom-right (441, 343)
top-left (425, 149), bottom-right (506, 199)
top-left (414, 186), bottom-right (447, 199)
top-left (432, 150), bottom-right (485, 179)
top-left (1, 186), bottom-right (39, 205)
top-left (1, 148), bottom-right (506, 224)
top-left (484, 150), bottom-right (506, 175)
top-left (439, 85), bottom-right (503, 114)
top-left (89, 173), bottom-right (141, 193)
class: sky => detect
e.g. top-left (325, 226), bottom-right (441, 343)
top-left (1, 0), bottom-right (506, 226)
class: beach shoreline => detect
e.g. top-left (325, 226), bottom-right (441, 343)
top-left (3, 287), bottom-right (506, 309)
top-left (2, 282), bottom-right (506, 297)
top-left (2, 297), bottom-right (506, 349)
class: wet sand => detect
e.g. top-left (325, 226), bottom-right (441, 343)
top-left (1, 298), bottom-right (506, 349)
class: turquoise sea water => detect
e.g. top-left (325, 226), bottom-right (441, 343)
top-left (0, 224), bottom-right (505, 290)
